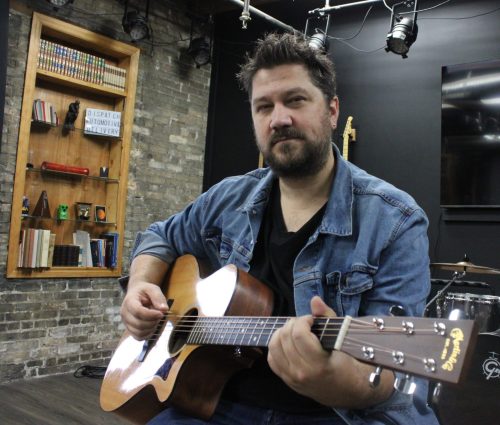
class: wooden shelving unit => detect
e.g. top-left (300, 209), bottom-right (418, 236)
top-left (6, 13), bottom-right (140, 278)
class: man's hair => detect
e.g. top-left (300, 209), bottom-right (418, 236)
top-left (237, 32), bottom-right (337, 101)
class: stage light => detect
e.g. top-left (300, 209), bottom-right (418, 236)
top-left (46, 0), bottom-right (73, 8)
top-left (308, 31), bottom-right (329, 51)
top-left (188, 36), bottom-right (211, 67)
top-left (122, 0), bottom-right (150, 42)
top-left (386, 16), bottom-right (418, 58)
top-left (304, 12), bottom-right (330, 53)
top-left (385, 1), bottom-right (419, 58)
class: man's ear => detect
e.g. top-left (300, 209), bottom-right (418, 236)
top-left (329, 96), bottom-right (340, 129)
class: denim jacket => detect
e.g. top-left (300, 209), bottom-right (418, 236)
top-left (132, 144), bottom-right (438, 425)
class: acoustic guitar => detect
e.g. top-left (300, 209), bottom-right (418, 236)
top-left (100, 255), bottom-right (477, 424)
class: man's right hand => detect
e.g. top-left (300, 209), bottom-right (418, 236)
top-left (120, 282), bottom-right (169, 340)
top-left (120, 254), bottom-right (171, 340)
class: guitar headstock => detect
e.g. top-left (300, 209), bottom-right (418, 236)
top-left (342, 116), bottom-right (356, 161)
top-left (336, 316), bottom-right (477, 384)
top-left (342, 116), bottom-right (354, 141)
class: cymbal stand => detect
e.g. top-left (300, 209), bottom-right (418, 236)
top-left (425, 270), bottom-right (466, 318)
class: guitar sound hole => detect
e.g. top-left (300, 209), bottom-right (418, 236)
top-left (169, 308), bottom-right (198, 354)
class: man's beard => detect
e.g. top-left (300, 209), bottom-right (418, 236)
top-left (259, 120), bottom-right (332, 178)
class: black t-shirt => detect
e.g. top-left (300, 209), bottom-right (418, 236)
top-left (222, 180), bottom-right (333, 414)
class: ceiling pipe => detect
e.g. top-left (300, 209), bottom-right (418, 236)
top-left (225, 0), bottom-right (300, 34)
top-left (309, 0), bottom-right (382, 15)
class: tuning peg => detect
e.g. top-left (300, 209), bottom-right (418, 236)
top-left (394, 374), bottom-right (416, 395)
top-left (369, 366), bottom-right (383, 388)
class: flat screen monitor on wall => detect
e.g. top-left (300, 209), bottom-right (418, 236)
top-left (441, 58), bottom-right (500, 208)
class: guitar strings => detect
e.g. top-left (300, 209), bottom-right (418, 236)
top-left (145, 315), bottom-right (440, 342)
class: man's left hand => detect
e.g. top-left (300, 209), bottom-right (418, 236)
top-left (267, 296), bottom-right (394, 408)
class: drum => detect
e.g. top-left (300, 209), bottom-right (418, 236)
top-left (443, 292), bottom-right (500, 332)
top-left (431, 332), bottom-right (500, 425)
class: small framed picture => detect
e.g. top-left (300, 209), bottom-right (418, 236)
top-left (95, 205), bottom-right (107, 222)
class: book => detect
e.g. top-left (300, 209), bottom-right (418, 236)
top-left (40, 229), bottom-right (51, 267)
top-left (18, 229), bottom-right (26, 268)
top-left (90, 239), bottom-right (106, 267)
top-left (73, 230), bottom-right (92, 267)
top-left (23, 228), bottom-right (32, 268)
top-left (101, 232), bottom-right (119, 268)
top-left (35, 229), bottom-right (44, 267)
top-left (47, 233), bottom-right (56, 267)
top-left (30, 229), bottom-right (39, 268)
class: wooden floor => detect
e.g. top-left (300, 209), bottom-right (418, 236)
top-left (0, 373), bottom-right (128, 425)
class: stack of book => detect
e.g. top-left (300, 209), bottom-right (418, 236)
top-left (103, 63), bottom-right (127, 91)
top-left (18, 228), bottom-right (56, 268)
top-left (37, 39), bottom-right (127, 90)
top-left (18, 228), bottom-right (119, 269)
top-left (72, 230), bottom-right (119, 268)
top-left (32, 99), bottom-right (58, 125)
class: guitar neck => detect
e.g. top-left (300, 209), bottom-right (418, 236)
top-left (186, 316), bottom-right (344, 349)
top-left (175, 314), bottom-right (475, 384)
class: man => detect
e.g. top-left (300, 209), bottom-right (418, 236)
top-left (121, 33), bottom-right (438, 425)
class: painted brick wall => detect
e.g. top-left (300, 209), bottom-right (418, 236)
top-left (0, 1), bottom-right (210, 382)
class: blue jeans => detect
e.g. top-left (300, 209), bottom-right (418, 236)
top-left (147, 399), bottom-right (346, 425)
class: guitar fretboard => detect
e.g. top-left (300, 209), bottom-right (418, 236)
top-left (180, 316), bottom-right (346, 349)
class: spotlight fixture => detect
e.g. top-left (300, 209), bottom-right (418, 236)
top-left (188, 36), bottom-right (211, 67)
top-left (122, 0), bottom-right (150, 42)
top-left (187, 16), bottom-right (213, 68)
top-left (308, 31), bottom-right (329, 51)
top-left (385, 1), bottom-right (419, 59)
top-left (46, 0), bottom-right (73, 8)
top-left (304, 13), bottom-right (330, 53)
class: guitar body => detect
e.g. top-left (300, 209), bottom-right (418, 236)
top-left (100, 255), bottom-right (273, 423)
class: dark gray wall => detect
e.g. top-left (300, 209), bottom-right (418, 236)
top-left (205, 0), bottom-right (500, 286)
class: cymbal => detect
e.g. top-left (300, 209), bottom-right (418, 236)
top-left (430, 261), bottom-right (500, 275)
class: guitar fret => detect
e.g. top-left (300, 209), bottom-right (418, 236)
top-left (203, 318), bottom-right (211, 345)
top-left (188, 317), bottom-right (198, 345)
top-left (248, 318), bottom-right (258, 347)
top-left (215, 317), bottom-right (224, 345)
top-left (258, 317), bottom-right (268, 346)
top-left (232, 317), bottom-right (243, 346)
top-left (196, 317), bottom-right (203, 345)
top-left (319, 317), bottom-right (329, 341)
top-left (257, 318), bottom-right (266, 346)
top-left (200, 318), bottom-right (209, 345)
top-left (237, 317), bottom-right (246, 346)
top-left (266, 318), bottom-right (277, 346)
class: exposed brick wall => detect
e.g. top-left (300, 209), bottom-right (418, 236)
top-left (0, 1), bottom-right (210, 382)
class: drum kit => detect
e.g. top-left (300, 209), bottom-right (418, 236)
top-left (427, 257), bottom-right (500, 425)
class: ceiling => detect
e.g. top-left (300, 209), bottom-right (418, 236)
top-left (186, 0), bottom-right (297, 16)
